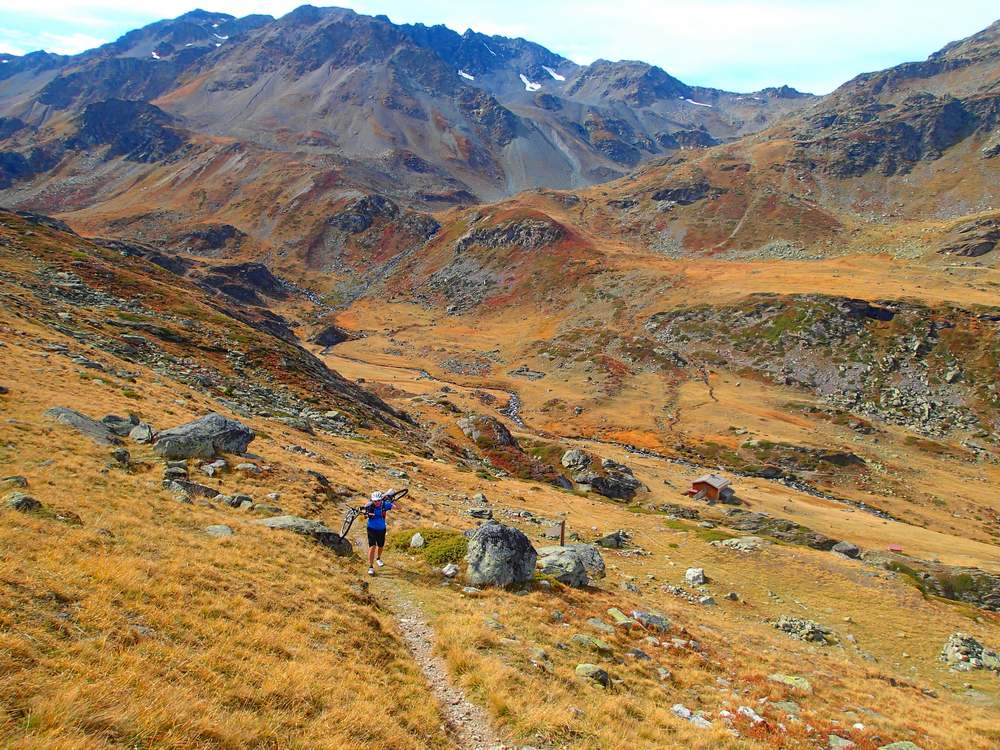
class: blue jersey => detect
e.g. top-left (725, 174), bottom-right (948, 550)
top-left (365, 501), bottom-right (393, 531)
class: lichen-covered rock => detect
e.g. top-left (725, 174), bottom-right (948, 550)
top-left (561, 449), bottom-right (591, 471)
top-left (536, 546), bottom-right (589, 587)
top-left (569, 543), bottom-right (606, 579)
top-left (575, 663), bottom-right (610, 687)
top-left (153, 413), bottom-right (254, 459)
top-left (45, 407), bottom-right (121, 446)
top-left (101, 413), bottom-right (139, 437)
top-left (6, 492), bottom-right (41, 512)
top-left (465, 523), bottom-right (537, 588)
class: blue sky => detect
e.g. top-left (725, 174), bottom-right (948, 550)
top-left (1, 1), bottom-right (997, 93)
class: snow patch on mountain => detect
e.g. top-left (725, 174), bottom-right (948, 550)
top-left (459, 70), bottom-right (475, 80)
top-left (520, 74), bottom-right (541, 92)
top-left (542, 66), bottom-right (565, 81)
top-left (685, 98), bottom-right (713, 107)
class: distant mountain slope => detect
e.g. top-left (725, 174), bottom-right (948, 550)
top-left (553, 18), bottom-right (1000, 260)
top-left (0, 5), bottom-right (813, 208)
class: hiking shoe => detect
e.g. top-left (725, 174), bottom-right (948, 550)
top-left (376, 559), bottom-right (385, 568)
top-left (368, 567), bottom-right (375, 576)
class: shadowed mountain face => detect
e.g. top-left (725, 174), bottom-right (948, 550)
top-left (0, 5), bottom-right (813, 209)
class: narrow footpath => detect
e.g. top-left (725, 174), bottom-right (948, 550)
top-left (371, 574), bottom-right (508, 750)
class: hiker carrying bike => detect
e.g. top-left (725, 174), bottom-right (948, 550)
top-left (363, 488), bottom-right (403, 576)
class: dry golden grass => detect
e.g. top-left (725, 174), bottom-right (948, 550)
top-left (0, 353), bottom-right (456, 749)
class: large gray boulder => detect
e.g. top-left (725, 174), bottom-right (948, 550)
top-left (537, 546), bottom-right (589, 588)
top-left (253, 515), bottom-right (352, 556)
top-left (153, 413), bottom-right (254, 459)
top-left (45, 407), bottom-right (121, 446)
top-left (465, 523), bottom-right (537, 588)
top-left (589, 465), bottom-right (643, 501)
top-left (569, 543), bottom-right (606, 579)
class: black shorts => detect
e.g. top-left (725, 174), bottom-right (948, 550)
top-left (367, 528), bottom-right (386, 548)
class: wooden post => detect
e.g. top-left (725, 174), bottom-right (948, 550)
top-left (559, 519), bottom-right (566, 546)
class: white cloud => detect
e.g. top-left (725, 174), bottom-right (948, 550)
top-left (0, 26), bottom-right (106, 55)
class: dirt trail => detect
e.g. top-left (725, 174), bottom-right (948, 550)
top-left (371, 576), bottom-right (507, 750)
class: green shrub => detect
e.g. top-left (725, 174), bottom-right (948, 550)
top-left (390, 528), bottom-right (468, 566)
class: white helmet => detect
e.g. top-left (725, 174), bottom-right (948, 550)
top-left (370, 490), bottom-right (386, 503)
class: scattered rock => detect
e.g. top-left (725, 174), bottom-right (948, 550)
top-left (201, 459), bottom-right (228, 477)
top-left (671, 703), bottom-right (712, 729)
top-left (442, 563), bottom-right (459, 578)
top-left (632, 610), bottom-right (671, 633)
top-left (561, 449), bottom-right (591, 472)
top-left (714, 536), bottom-right (766, 552)
top-left (878, 743), bottom-right (924, 750)
top-left (6, 492), bottom-right (41, 512)
top-left (44, 407), bottom-right (121, 446)
top-left (162, 479), bottom-right (218, 499)
top-left (596, 529), bottom-right (630, 549)
top-left (571, 634), bottom-right (613, 656)
top-left (465, 523), bottom-right (537, 588)
top-left (101, 413), bottom-right (139, 437)
top-left (410, 532), bottom-right (425, 548)
top-left (832, 540), bottom-right (861, 558)
top-left (829, 735), bottom-right (856, 750)
top-left (457, 414), bottom-right (518, 448)
top-left (575, 663), bottom-right (610, 687)
top-left (129, 423), bottom-right (155, 443)
top-left (607, 608), bottom-right (636, 628)
top-left (586, 618), bottom-right (615, 635)
top-left (1, 475), bottom-right (29, 490)
top-left (153, 413), bottom-right (255, 459)
top-left (252, 515), bottom-right (352, 555)
top-left (205, 524), bottom-right (233, 537)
